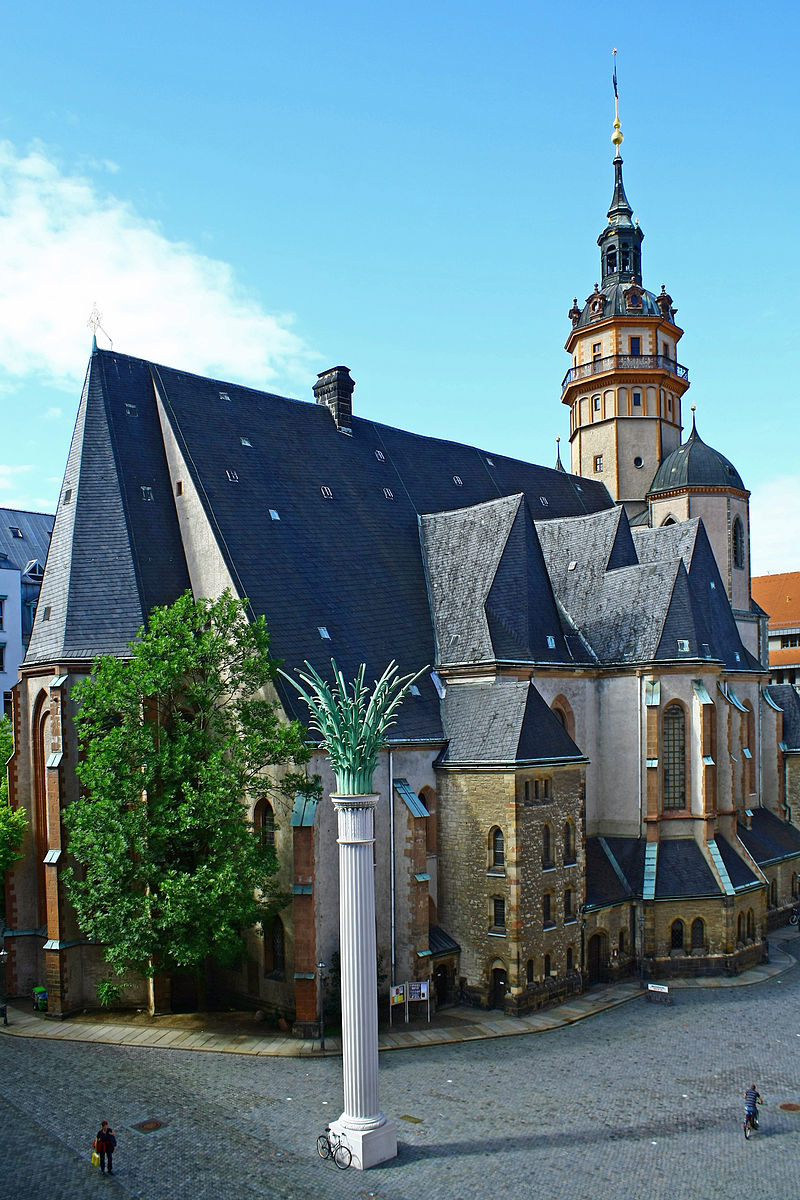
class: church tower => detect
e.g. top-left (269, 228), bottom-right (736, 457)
top-left (562, 81), bottom-right (690, 521)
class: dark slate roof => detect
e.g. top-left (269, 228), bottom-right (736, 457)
top-left (31, 348), bottom-right (613, 740)
top-left (655, 839), bottom-right (721, 899)
top-left (420, 495), bottom-right (591, 668)
top-left (585, 837), bottom-right (634, 908)
top-left (738, 809), bottom-right (800, 865)
top-left (648, 421), bottom-right (746, 495)
top-left (713, 835), bottom-right (760, 891)
top-left (27, 356), bottom-right (191, 664)
top-left (429, 925), bottom-right (460, 956)
top-left (602, 838), bottom-right (646, 897)
top-left (438, 680), bottom-right (584, 766)
top-left (0, 508), bottom-right (54, 574)
top-left (766, 684), bottom-right (800, 750)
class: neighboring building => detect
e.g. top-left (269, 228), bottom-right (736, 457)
top-left (6, 121), bottom-right (800, 1025)
top-left (752, 572), bottom-right (800, 686)
top-left (0, 510), bottom-right (54, 719)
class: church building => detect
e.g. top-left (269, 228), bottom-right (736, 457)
top-left (5, 110), bottom-right (800, 1025)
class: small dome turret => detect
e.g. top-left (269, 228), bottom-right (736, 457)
top-left (648, 417), bottom-right (745, 495)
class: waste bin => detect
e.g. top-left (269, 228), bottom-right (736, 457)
top-left (32, 986), bottom-right (48, 1012)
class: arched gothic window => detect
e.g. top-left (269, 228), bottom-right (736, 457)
top-left (490, 826), bottom-right (505, 870)
top-left (671, 920), bottom-right (684, 951)
top-left (663, 704), bottom-right (687, 810)
top-left (563, 821), bottom-right (576, 864)
top-left (253, 797), bottom-right (275, 851)
top-left (746, 909), bottom-right (755, 941)
top-left (732, 516), bottom-right (745, 570)
top-left (264, 914), bottom-right (285, 978)
top-left (691, 918), bottom-right (705, 950)
top-left (542, 824), bottom-right (553, 869)
top-left (737, 912), bottom-right (745, 944)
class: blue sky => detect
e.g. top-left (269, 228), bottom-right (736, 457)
top-left (0, 1), bottom-right (797, 572)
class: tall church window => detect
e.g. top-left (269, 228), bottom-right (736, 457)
top-left (663, 704), bottom-right (687, 810)
top-left (542, 824), bottom-right (553, 869)
top-left (253, 797), bottom-right (275, 851)
top-left (264, 915), bottom-right (285, 978)
top-left (691, 918), bottom-right (705, 951)
top-left (563, 821), bottom-right (576, 864)
top-left (732, 517), bottom-right (745, 570)
top-left (670, 919), bottom-right (684, 951)
top-left (490, 826), bottom-right (505, 871)
top-left (606, 247), bottom-right (617, 274)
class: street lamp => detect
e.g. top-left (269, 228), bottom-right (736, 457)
top-left (317, 960), bottom-right (327, 1052)
top-left (0, 947), bottom-right (8, 1026)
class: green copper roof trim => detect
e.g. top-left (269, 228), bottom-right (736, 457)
top-left (707, 840), bottom-right (735, 896)
top-left (692, 680), bottom-right (714, 706)
top-left (291, 794), bottom-right (320, 827)
top-left (643, 842), bottom-right (658, 901)
top-left (395, 777), bottom-right (430, 818)
top-left (292, 884), bottom-right (312, 895)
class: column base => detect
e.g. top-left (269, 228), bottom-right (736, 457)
top-left (330, 1116), bottom-right (397, 1169)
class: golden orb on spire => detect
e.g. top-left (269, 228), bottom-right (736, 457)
top-left (612, 118), bottom-right (623, 148)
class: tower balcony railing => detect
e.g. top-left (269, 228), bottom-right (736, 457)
top-left (561, 354), bottom-right (689, 392)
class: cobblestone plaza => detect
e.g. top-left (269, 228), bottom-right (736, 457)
top-left (2, 931), bottom-right (799, 1200)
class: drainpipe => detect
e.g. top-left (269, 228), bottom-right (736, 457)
top-left (638, 672), bottom-right (644, 837)
top-left (389, 749), bottom-right (396, 987)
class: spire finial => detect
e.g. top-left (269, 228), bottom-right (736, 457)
top-left (87, 303), bottom-right (113, 350)
top-left (555, 435), bottom-right (566, 473)
top-left (611, 49), bottom-right (623, 158)
top-left (690, 403), bottom-right (697, 434)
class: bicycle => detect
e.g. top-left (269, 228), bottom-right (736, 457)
top-left (743, 1100), bottom-right (762, 1140)
top-left (790, 907), bottom-right (799, 926)
top-left (316, 1125), bottom-right (352, 1169)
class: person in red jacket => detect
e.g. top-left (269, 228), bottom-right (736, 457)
top-left (94, 1121), bottom-right (117, 1175)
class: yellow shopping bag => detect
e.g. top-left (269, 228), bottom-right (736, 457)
top-left (91, 1150), bottom-right (100, 1168)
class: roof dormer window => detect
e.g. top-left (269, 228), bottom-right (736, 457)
top-left (9, 527), bottom-right (22, 538)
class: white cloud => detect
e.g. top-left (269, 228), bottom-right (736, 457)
top-left (0, 141), bottom-right (314, 393)
top-left (43, 406), bottom-right (63, 420)
top-left (750, 474), bottom-right (800, 576)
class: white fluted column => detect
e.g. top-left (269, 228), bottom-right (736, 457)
top-left (329, 794), bottom-right (397, 1169)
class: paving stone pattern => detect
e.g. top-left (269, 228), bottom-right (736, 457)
top-left (2, 933), bottom-right (800, 1200)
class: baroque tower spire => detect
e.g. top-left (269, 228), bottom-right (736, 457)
top-left (560, 52), bottom-right (690, 520)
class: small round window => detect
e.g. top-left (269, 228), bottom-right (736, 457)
top-left (633, 456), bottom-right (644, 469)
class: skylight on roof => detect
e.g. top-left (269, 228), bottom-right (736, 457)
top-left (383, 488), bottom-right (394, 500)
top-left (539, 496), bottom-right (549, 506)
top-left (318, 626), bottom-right (331, 639)
top-left (453, 475), bottom-right (463, 487)
top-left (125, 403), bottom-right (138, 417)
top-left (9, 527), bottom-right (22, 538)
top-left (677, 639), bottom-right (690, 653)
top-left (219, 391), bottom-right (231, 401)
top-left (63, 488), bottom-right (72, 504)
top-left (320, 486), bottom-right (333, 499)
top-left (710, 581), bottom-right (716, 590)
top-left (430, 670), bottom-right (445, 699)
top-left (226, 470), bottom-right (239, 482)
top-left (269, 509), bottom-right (280, 521)
top-left (241, 437), bottom-right (252, 447)
top-left (546, 635), bottom-right (556, 649)
top-left (375, 450), bottom-right (385, 461)
top-left (568, 561), bottom-right (577, 571)
top-left (141, 486), bottom-right (154, 501)
top-left (486, 457), bottom-right (494, 466)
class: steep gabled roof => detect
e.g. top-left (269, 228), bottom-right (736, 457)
top-left (29, 348), bottom-right (614, 740)
top-left (27, 355), bottom-right (191, 664)
top-left (738, 810), bottom-right (800, 865)
top-left (752, 571), bottom-right (800, 632)
top-left (437, 679), bottom-right (584, 767)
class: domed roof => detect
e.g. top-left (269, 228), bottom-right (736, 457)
top-left (648, 419), bottom-right (745, 495)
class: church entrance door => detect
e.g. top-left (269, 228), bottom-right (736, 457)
top-left (587, 933), bottom-right (608, 985)
top-left (490, 967), bottom-right (507, 1010)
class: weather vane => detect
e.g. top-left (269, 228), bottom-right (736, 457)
top-left (87, 304), bottom-right (113, 349)
top-left (612, 48), bottom-right (623, 155)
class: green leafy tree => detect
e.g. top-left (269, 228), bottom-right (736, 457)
top-left (0, 717), bottom-right (28, 920)
top-left (64, 591), bottom-right (317, 1009)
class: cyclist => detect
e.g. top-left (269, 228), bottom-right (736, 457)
top-left (744, 1084), bottom-right (762, 1129)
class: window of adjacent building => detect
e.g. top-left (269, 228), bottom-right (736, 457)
top-left (732, 516), bottom-right (745, 569)
top-left (671, 919), bottom-right (684, 951)
top-left (563, 821), bottom-right (576, 864)
top-left (0, 597), bottom-right (4, 631)
top-left (0, 643), bottom-right (5, 671)
top-left (592, 395), bottom-right (601, 412)
top-left (492, 896), bottom-right (506, 931)
top-left (564, 888), bottom-right (574, 920)
top-left (264, 914), bottom-right (285, 978)
top-left (691, 918), bottom-right (705, 951)
top-left (542, 893), bottom-right (554, 928)
top-left (663, 703), bottom-right (686, 809)
top-left (793, 872), bottom-right (800, 899)
top-left (544, 953), bottom-right (552, 977)
top-left (594, 454), bottom-right (603, 472)
top-left (632, 391), bottom-right (642, 406)
top-left (592, 343), bottom-right (602, 360)
top-left (630, 336), bottom-right (641, 355)
top-left (490, 826), bottom-right (505, 872)
top-left (781, 635), bottom-right (800, 649)
top-left (542, 823), bottom-right (553, 869)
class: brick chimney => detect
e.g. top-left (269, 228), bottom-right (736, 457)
top-left (313, 366), bottom-right (355, 432)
